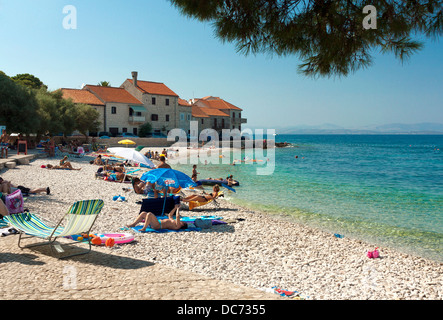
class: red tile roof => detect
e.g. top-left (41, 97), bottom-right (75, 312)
top-left (85, 85), bottom-right (142, 104)
top-left (60, 88), bottom-right (105, 106)
top-left (178, 98), bottom-right (191, 107)
top-left (191, 106), bottom-right (210, 118)
top-left (191, 106), bottom-right (229, 118)
top-left (127, 79), bottom-right (178, 97)
top-left (196, 97), bottom-right (243, 111)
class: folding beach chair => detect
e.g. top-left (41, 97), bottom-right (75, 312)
top-left (4, 199), bottom-right (104, 259)
top-left (188, 191), bottom-right (224, 211)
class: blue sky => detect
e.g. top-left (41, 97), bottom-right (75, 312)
top-left (0, 0), bottom-right (442, 129)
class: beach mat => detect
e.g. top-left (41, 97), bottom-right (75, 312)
top-left (130, 225), bottom-right (201, 233)
top-left (127, 215), bottom-right (224, 233)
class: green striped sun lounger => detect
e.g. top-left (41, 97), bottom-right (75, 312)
top-left (5, 199), bottom-right (104, 259)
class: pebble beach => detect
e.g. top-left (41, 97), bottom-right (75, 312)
top-left (1, 151), bottom-right (442, 300)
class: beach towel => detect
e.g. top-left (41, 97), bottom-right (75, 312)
top-left (130, 224), bottom-right (201, 233)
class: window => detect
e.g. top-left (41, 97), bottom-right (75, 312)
top-left (152, 97), bottom-right (156, 105)
top-left (222, 119), bottom-right (225, 128)
top-left (122, 128), bottom-right (127, 133)
top-left (187, 114), bottom-right (191, 121)
top-left (214, 118), bottom-right (217, 127)
top-left (166, 115), bottom-right (170, 122)
top-left (151, 114), bottom-right (158, 121)
top-left (233, 112), bottom-right (235, 118)
top-left (180, 113), bottom-right (185, 121)
top-left (111, 106), bottom-right (117, 114)
top-left (136, 112), bottom-right (142, 116)
top-left (166, 98), bottom-right (169, 106)
top-left (201, 119), bottom-right (204, 125)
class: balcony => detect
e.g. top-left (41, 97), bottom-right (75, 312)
top-left (129, 116), bottom-right (146, 123)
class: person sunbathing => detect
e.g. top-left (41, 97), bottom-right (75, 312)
top-left (93, 155), bottom-right (104, 165)
top-left (182, 185), bottom-right (220, 203)
top-left (59, 156), bottom-right (81, 170)
top-left (0, 177), bottom-right (50, 196)
top-left (46, 164), bottom-right (81, 171)
top-left (126, 204), bottom-right (187, 231)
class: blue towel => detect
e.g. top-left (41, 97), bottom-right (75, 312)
top-left (131, 225), bottom-right (201, 233)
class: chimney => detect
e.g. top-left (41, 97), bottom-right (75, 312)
top-left (131, 71), bottom-right (138, 87)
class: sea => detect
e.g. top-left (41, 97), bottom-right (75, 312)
top-left (173, 134), bottom-right (443, 262)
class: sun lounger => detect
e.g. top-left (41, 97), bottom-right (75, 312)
top-left (188, 191), bottom-right (224, 210)
top-left (4, 199), bottom-right (104, 259)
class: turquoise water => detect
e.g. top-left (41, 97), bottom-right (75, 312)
top-left (174, 135), bottom-right (443, 262)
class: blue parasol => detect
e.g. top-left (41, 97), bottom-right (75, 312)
top-left (140, 168), bottom-right (197, 215)
top-left (140, 168), bottom-right (197, 189)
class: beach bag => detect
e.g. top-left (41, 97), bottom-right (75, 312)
top-left (367, 247), bottom-right (380, 258)
top-left (4, 189), bottom-right (24, 214)
top-left (194, 218), bottom-right (212, 229)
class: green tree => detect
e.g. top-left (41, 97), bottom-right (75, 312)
top-left (73, 103), bottom-right (101, 139)
top-left (35, 89), bottom-right (65, 136)
top-left (169, 0), bottom-right (442, 77)
top-left (139, 122), bottom-right (152, 137)
top-left (11, 73), bottom-right (46, 89)
top-left (0, 72), bottom-right (40, 134)
top-left (98, 81), bottom-right (111, 87)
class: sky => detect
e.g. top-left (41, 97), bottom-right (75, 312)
top-left (0, 0), bottom-right (442, 130)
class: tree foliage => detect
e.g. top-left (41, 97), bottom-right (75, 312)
top-left (11, 73), bottom-right (47, 89)
top-left (73, 103), bottom-right (101, 138)
top-left (1, 72), bottom-right (101, 137)
top-left (98, 81), bottom-right (111, 87)
top-left (0, 73), bottom-right (40, 134)
top-left (139, 122), bottom-right (152, 137)
top-left (169, 0), bottom-right (442, 77)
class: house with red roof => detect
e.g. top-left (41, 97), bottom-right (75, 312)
top-left (121, 72), bottom-right (190, 136)
top-left (61, 88), bottom-right (106, 133)
top-left (190, 96), bottom-right (247, 135)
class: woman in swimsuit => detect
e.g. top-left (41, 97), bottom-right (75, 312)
top-left (182, 185), bottom-right (220, 203)
top-left (126, 204), bottom-right (187, 232)
top-left (59, 156), bottom-right (81, 170)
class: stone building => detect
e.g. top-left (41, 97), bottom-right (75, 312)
top-left (83, 85), bottom-right (144, 136)
top-left (120, 72), bottom-right (181, 136)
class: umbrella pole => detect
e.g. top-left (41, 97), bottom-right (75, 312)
top-left (161, 188), bottom-right (167, 216)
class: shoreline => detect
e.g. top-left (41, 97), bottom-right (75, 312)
top-left (0, 153), bottom-right (442, 300)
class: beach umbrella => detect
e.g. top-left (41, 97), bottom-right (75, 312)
top-left (118, 139), bottom-right (136, 147)
top-left (140, 168), bottom-right (197, 189)
top-left (107, 147), bottom-right (155, 168)
top-left (140, 168), bottom-right (197, 215)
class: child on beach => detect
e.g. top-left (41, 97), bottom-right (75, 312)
top-left (0, 131), bottom-right (10, 159)
top-left (191, 165), bottom-right (199, 182)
